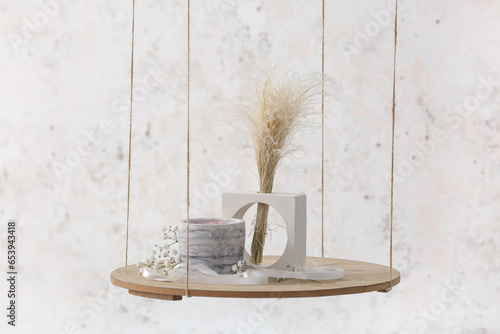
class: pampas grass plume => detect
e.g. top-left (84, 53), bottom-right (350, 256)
top-left (237, 59), bottom-right (324, 263)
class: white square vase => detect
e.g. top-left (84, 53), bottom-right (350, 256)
top-left (222, 191), bottom-right (306, 271)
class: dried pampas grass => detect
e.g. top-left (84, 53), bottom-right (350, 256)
top-left (237, 60), bottom-right (324, 264)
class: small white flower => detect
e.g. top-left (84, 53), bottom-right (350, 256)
top-left (232, 264), bottom-right (238, 272)
top-left (172, 249), bottom-right (178, 255)
top-left (238, 260), bottom-right (243, 267)
top-left (154, 260), bottom-right (161, 271)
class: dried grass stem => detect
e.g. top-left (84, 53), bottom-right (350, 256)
top-left (238, 61), bottom-right (323, 263)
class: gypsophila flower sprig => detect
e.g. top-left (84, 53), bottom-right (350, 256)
top-left (231, 260), bottom-right (252, 274)
top-left (136, 226), bottom-right (180, 277)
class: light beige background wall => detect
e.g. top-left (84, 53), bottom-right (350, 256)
top-left (1, 0), bottom-right (499, 333)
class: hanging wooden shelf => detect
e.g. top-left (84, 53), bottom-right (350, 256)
top-left (110, 256), bottom-right (400, 300)
top-left (112, 0), bottom-right (402, 302)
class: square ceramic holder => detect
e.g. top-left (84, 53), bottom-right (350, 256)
top-left (222, 191), bottom-right (306, 271)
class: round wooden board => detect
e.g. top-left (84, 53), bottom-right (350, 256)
top-left (110, 257), bottom-right (400, 300)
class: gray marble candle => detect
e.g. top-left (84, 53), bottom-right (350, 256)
top-left (178, 218), bottom-right (245, 275)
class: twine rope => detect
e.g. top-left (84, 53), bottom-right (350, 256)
top-left (321, 0), bottom-right (325, 258)
top-left (125, 0), bottom-right (136, 266)
top-left (185, 0), bottom-right (191, 298)
top-left (388, 0), bottom-right (399, 289)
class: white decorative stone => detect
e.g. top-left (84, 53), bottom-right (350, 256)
top-left (222, 192), bottom-right (307, 271)
top-left (178, 218), bottom-right (245, 274)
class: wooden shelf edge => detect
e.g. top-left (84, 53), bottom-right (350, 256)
top-left (110, 257), bottom-right (401, 300)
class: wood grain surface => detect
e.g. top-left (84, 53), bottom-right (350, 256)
top-left (111, 256), bottom-right (400, 300)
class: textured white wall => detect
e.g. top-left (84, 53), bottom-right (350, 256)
top-left (1, 0), bottom-right (499, 333)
